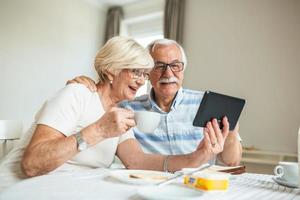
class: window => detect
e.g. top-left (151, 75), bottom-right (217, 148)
top-left (134, 33), bottom-right (163, 97)
top-left (121, 1), bottom-right (164, 96)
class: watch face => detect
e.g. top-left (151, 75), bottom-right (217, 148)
top-left (78, 141), bottom-right (87, 151)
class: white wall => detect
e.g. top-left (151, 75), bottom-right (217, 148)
top-left (0, 0), bottom-right (106, 130)
top-left (183, 0), bottom-right (300, 153)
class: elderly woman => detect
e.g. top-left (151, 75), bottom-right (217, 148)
top-left (0, 36), bottom-right (229, 191)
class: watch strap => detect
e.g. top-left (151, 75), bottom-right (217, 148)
top-left (74, 131), bottom-right (87, 151)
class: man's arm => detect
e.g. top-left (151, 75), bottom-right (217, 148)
top-left (218, 123), bottom-right (242, 166)
top-left (117, 139), bottom-right (211, 172)
top-left (117, 117), bottom-right (230, 172)
top-left (67, 76), bottom-right (96, 92)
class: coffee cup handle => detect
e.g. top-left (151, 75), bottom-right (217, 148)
top-left (274, 165), bottom-right (284, 177)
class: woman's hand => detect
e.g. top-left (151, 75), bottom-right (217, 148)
top-left (67, 76), bottom-right (97, 92)
top-left (193, 117), bottom-right (230, 163)
top-left (97, 107), bottom-right (136, 137)
top-left (82, 107), bottom-right (136, 145)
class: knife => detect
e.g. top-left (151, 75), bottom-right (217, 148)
top-left (156, 163), bottom-right (211, 187)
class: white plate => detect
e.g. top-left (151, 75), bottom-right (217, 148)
top-left (110, 169), bottom-right (174, 185)
top-left (137, 185), bottom-right (203, 200)
top-left (272, 176), bottom-right (298, 188)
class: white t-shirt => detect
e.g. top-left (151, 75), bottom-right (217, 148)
top-left (0, 84), bottom-right (134, 191)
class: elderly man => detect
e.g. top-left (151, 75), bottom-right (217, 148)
top-left (70, 39), bottom-right (242, 167)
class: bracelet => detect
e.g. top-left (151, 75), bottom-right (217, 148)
top-left (163, 155), bottom-right (171, 173)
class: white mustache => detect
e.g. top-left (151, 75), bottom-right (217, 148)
top-left (158, 77), bottom-right (179, 84)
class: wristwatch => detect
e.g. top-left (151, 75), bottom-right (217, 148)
top-left (74, 131), bottom-right (88, 151)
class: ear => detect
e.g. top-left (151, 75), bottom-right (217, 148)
top-left (107, 73), bottom-right (114, 84)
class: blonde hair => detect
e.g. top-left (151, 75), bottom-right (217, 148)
top-left (95, 36), bottom-right (154, 83)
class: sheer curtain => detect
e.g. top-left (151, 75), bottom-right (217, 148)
top-left (104, 6), bottom-right (124, 42)
top-left (164, 0), bottom-right (185, 44)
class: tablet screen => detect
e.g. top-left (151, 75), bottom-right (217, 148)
top-left (193, 91), bottom-right (245, 130)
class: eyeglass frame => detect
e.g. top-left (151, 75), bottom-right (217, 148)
top-left (153, 61), bottom-right (184, 72)
top-left (125, 68), bottom-right (151, 80)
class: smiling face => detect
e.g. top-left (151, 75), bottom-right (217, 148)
top-left (149, 44), bottom-right (184, 101)
top-left (110, 69), bottom-right (146, 101)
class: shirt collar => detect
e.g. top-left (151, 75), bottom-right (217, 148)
top-left (149, 87), bottom-right (184, 113)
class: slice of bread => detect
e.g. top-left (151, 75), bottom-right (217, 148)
top-left (129, 173), bottom-right (168, 180)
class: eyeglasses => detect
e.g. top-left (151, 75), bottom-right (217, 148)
top-left (126, 69), bottom-right (151, 80)
top-left (154, 61), bottom-right (184, 72)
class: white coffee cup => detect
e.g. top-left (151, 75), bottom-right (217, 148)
top-left (274, 161), bottom-right (299, 184)
top-left (134, 111), bottom-right (161, 133)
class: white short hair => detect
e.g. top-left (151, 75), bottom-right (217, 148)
top-left (95, 36), bottom-right (154, 83)
top-left (147, 39), bottom-right (187, 70)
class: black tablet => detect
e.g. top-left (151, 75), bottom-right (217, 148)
top-left (193, 91), bottom-right (246, 130)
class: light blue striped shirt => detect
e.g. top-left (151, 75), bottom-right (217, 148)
top-left (119, 87), bottom-right (205, 155)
